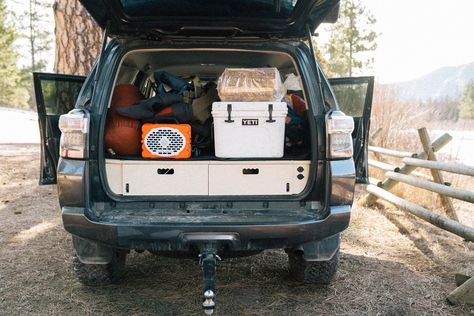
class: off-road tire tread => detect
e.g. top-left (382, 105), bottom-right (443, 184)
top-left (288, 249), bottom-right (339, 284)
top-left (73, 251), bottom-right (126, 286)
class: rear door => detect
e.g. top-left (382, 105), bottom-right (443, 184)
top-left (79, 0), bottom-right (340, 39)
top-left (328, 76), bottom-right (374, 183)
top-left (33, 73), bottom-right (86, 184)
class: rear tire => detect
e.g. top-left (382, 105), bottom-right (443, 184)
top-left (73, 251), bottom-right (127, 286)
top-left (287, 249), bottom-right (339, 284)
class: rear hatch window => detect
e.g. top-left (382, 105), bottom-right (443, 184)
top-left (120, 0), bottom-right (298, 19)
top-left (80, 0), bottom-right (340, 38)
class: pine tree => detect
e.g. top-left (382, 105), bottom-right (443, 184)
top-left (312, 37), bottom-right (332, 76)
top-left (13, 0), bottom-right (53, 107)
top-left (53, 0), bottom-right (101, 75)
top-left (0, 0), bottom-right (29, 107)
top-left (324, 0), bottom-right (377, 77)
top-left (22, 0), bottom-right (52, 73)
top-left (459, 81), bottom-right (474, 119)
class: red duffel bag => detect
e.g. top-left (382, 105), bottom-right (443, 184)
top-left (104, 84), bottom-right (143, 156)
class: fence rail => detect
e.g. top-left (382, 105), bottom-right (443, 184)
top-left (368, 146), bottom-right (418, 158)
top-left (368, 159), bottom-right (400, 172)
top-left (366, 185), bottom-right (474, 241)
top-left (402, 157), bottom-right (474, 176)
top-left (363, 127), bottom-right (473, 241)
top-left (385, 171), bottom-right (474, 204)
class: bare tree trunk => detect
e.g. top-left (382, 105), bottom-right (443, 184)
top-left (53, 0), bottom-right (101, 75)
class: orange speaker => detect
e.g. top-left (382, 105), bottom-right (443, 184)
top-left (142, 124), bottom-right (192, 159)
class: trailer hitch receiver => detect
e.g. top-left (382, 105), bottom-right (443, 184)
top-left (199, 248), bottom-right (221, 315)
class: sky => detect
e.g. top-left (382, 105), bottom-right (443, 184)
top-left (317, 0), bottom-right (474, 83)
top-left (7, 0), bottom-right (474, 84)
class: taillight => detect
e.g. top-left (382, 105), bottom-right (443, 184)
top-left (326, 110), bottom-right (354, 159)
top-left (58, 109), bottom-right (89, 159)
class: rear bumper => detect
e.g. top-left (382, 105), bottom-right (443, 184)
top-left (62, 205), bottom-right (351, 252)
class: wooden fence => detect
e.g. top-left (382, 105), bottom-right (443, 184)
top-left (362, 127), bottom-right (474, 241)
top-left (362, 127), bottom-right (474, 305)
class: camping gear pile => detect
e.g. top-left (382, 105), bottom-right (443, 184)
top-left (104, 68), bottom-right (309, 159)
top-left (105, 71), bottom-right (217, 158)
top-left (104, 84), bottom-right (144, 156)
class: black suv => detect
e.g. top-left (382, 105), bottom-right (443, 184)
top-left (34, 0), bottom-right (373, 313)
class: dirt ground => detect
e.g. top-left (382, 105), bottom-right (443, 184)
top-left (0, 144), bottom-right (472, 316)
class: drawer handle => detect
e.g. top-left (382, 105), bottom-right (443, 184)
top-left (242, 168), bottom-right (259, 175)
top-left (157, 168), bottom-right (175, 175)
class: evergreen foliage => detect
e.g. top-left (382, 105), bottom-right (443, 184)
top-left (324, 0), bottom-right (377, 77)
top-left (20, 0), bottom-right (52, 73)
top-left (0, 0), bottom-right (29, 107)
top-left (420, 96), bottom-right (460, 122)
top-left (312, 37), bottom-right (331, 76)
top-left (459, 81), bottom-right (474, 119)
top-left (18, 0), bottom-right (53, 107)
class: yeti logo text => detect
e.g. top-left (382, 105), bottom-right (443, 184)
top-left (242, 119), bottom-right (259, 126)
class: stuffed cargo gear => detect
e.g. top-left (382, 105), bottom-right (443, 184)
top-left (290, 94), bottom-right (307, 116)
top-left (154, 71), bottom-right (193, 96)
top-left (104, 84), bottom-right (144, 156)
top-left (285, 105), bottom-right (309, 154)
top-left (191, 82), bottom-right (219, 123)
top-left (283, 73), bottom-right (302, 91)
top-left (116, 93), bottom-right (183, 119)
top-left (145, 103), bottom-right (194, 123)
top-left (118, 81), bottom-right (218, 124)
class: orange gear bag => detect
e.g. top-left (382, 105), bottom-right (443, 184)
top-left (141, 123), bottom-right (192, 159)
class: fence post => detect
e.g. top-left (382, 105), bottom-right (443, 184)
top-left (447, 276), bottom-right (474, 305)
top-left (417, 128), bottom-right (458, 222)
top-left (369, 127), bottom-right (383, 161)
top-left (362, 133), bottom-right (452, 206)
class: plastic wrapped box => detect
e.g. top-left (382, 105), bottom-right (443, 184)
top-left (217, 67), bottom-right (286, 102)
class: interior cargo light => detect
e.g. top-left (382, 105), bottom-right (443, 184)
top-left (326, 110), bottom-right (354, 159)
top-left (58, 109), bottom-right (89, 159)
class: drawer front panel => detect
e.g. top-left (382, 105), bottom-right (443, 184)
top-left (122, 164), bottom-right (208, 196)
top-left (209, 163), bottom-right (309, 195)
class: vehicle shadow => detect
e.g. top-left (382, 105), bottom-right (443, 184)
top-left (75, 250), bottom-right (452, 316)
top-left (373, 203), bottom-right (438, 262)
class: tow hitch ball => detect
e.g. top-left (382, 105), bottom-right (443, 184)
top-left (199, 250), bottom-right (221, 315)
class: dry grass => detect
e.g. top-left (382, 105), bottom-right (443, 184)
top-left (0, 144), bottom-right (472, 315)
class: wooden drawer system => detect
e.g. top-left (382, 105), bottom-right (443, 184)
top-left (105, 159), bottom-right (310, 196)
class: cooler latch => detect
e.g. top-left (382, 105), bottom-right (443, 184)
top-left (266, 103), bottom-right (276, 123)
top-left (225, 104), bottom-right (234, 123)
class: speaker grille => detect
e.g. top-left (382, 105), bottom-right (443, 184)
top-left (144, 127), bottom-right (186, 157)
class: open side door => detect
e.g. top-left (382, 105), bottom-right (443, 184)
top-left (329, 76), bottom-right (374, 183)
top-left (33, 73), bottom-right (86, 184)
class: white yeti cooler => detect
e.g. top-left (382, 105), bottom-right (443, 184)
top-left (212, 102), bottom-right (288, 158)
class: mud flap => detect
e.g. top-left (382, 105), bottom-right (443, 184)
top-left (299, 234), bottom-right (340, 262)
top-left (72, 236), bottom-right (114, 264)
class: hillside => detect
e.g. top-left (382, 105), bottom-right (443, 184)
top-left (387, 62), bottom-right (474, 101)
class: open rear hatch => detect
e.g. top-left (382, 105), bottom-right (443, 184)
top-left (103, 48), bottom-right (314, 198)
top-left (79, 0), bottom-right (340, 39)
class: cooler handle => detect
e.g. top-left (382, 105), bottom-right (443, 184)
top-left (225, 104), bottom-right (234, 123)
top-left (266, 104), bottom-right (275, 123)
